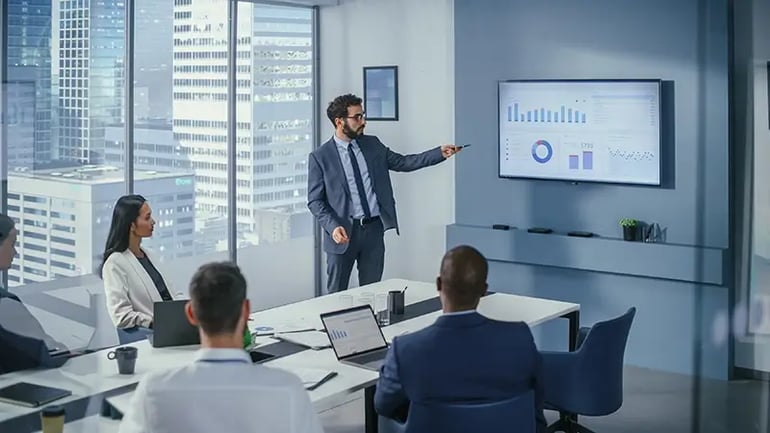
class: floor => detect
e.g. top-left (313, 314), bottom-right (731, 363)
top-left (317, 366), bottom-right (770, 433)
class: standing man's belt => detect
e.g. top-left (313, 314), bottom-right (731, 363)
top-left (352, 215), bottom-right (380, 226)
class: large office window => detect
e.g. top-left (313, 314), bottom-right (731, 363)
top-left (0, 0), bottom-right (320, 377)
top-left (235, 2), bottom-right (315, 309)
top-left (2, 0), bottom-right (127, 352)
top-left (130, 0), bottom-right (230, 294)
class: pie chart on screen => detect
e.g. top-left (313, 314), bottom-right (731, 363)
top-left (531, 139), bottom-right (553, 164)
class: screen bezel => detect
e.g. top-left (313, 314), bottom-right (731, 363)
top-left (496, 78), bottom-right (663, 186)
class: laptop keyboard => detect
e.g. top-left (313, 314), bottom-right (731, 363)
top-left (352, 350), bottom-right (386, 364)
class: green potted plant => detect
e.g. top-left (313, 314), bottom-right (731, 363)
top-left (619, 218), bottom-right (638, 241)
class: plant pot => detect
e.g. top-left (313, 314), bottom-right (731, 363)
top-left (623, 225), bottom-right (637, 241)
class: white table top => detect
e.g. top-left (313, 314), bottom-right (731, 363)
top-left (0, 279), bottom-right (579, 426)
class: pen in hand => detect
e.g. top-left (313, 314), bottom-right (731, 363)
top-left (307, 371), bottom-right (338, 391)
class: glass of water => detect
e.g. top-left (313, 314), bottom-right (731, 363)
top-left (375, 293), bottom-right (390, 326)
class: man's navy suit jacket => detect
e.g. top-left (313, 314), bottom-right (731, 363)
top-left (374, 311), bottom-right (547, 433)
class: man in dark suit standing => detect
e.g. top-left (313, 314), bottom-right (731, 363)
top-left (308, 93), bottom-right (461, 293)
top-left (374, 245), bottom-right (547, 433)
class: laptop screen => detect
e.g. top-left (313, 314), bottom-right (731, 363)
top-left (321, 305), bottom-right (387, 358)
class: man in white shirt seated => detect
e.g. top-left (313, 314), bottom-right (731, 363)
top-left (119, 262), bottom-right (324, 433)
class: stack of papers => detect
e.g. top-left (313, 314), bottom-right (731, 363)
top-left (251, 322), bottom-right (316, 336)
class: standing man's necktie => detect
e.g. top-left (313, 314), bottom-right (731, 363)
top-left (347, 143), bottom-right (371, 219)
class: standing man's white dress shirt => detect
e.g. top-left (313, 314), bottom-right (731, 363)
top-left (118, 348), bottom-right (324, 433)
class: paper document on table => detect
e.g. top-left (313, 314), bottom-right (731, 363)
top-left (273, 331), bottom-right (331, 350)
top-left (251, 321), bottom-right (316, 336)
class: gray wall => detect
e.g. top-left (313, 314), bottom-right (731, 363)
top-left (320, 0), bottom-right (456, 287)
top-left (451, 0), bottom-right (731, 378)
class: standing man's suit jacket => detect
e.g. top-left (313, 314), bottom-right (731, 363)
top-left (374, 312), bottom-right (547, 433)
top-left (307, 135), bottom-right (444, 254)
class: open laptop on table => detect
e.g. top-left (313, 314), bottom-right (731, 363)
top-left (149, 300), bottom-right (199, 348)
top-left (320, 305), bottom-right (389, 371)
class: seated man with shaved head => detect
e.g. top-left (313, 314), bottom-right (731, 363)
top-left (374, 245), bottom-right (546, 432)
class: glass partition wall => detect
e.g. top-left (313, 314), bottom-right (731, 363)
top-left (0, 0), bottom-right (319, 367)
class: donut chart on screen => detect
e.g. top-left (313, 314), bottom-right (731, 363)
top-left (531, 139), bottom-right (553, 164)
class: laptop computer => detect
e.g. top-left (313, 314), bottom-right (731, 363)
top-left (320, 305), bottom-right (389, 371)
top-left (149, 300), bottom-right (200, 348)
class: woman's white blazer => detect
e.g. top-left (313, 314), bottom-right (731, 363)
top-left (102, 249), bottom-right (181, 329)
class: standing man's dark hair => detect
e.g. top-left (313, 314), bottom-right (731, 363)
top-left (437, 245), bottom-right (489, 311)
top-left (186, 262), bottom-right (249, 337)
top-left (326, 93), bottom-right (363, 126)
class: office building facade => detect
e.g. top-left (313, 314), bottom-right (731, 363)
top-left (6, 166), bottom-right (194, 287)
top-left (57, 0), bottom-right (125, 164)
top-left (171, 0), bottom-right (312, 243)
top-left (6, 0), bottom-right (53, 166)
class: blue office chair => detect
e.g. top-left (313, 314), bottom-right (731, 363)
top-left (380, 391), bottom-right (536, 433)
top-left (541, 307), bottom-right (636, 433)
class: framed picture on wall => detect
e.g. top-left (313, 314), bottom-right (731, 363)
top-left (363, 66), bottom-right (399, 121)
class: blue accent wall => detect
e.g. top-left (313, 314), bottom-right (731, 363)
top-left (452, 0), bottom-right (731, 379)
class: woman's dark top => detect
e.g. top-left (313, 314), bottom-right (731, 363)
top-left (137, 255), bottom-right (173, 301)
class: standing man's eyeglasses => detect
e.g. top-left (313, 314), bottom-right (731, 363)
top-left (346, 113), bottom-right (366, 121)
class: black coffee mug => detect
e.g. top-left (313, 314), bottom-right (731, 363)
top-left (388, 290), bottom-right (405, 315)
top-left (107, 346), bottom-right (138, 374)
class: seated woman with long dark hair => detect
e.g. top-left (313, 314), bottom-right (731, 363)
top-left (100, 195), bottom-right (179, 332)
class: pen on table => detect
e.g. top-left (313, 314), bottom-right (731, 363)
top-left (459, 144), bottom-right (472, 148)
top-left (307, 371), bottom-right (338, 391)
top-left (401, 285), bottom-right (408, 294)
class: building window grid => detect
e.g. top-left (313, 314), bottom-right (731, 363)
top-left (6, 2), bottom-right (316, 287)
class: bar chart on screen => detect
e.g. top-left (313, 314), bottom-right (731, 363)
top-left (507, 102), bottom-right (588, 124)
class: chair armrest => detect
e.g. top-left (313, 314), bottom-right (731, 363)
top-left (540, 350), bottom-right (582, 411)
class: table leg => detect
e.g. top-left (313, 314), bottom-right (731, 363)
top-left (563, 310), bottom-right (580, 352)
top-left (365, 385), bottom-right (378, 433)
top-left (561, 310), bottom-right (580, 431)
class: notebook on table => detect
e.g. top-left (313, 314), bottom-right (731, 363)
top-left (0, 382), bottom-right (72, 408)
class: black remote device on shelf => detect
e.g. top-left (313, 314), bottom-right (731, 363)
top-left (567, 231), bottom-right (594, 237)
top-left (527, 227), bottom-right (552, 234)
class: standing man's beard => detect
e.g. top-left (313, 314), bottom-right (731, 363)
top-left (343, 123), bottom-right (364, 140)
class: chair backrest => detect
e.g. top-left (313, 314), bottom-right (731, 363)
top-left (404, 391), bottom-right (536, 433)
top-left (576, 307), bottom-right (636, 415)
top-left (87, 291), bottom-right (120, 350)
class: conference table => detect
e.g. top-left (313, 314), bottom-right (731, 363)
top-left (0, 278), bottom-right (580, 433)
